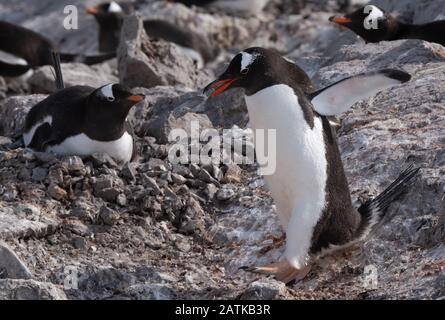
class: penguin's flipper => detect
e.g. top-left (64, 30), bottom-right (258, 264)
top-left (26, 122), bottom-right (53, 152)
top-left (309, 69), bottom-right (411, 116)
top-left (0, 61), bottom-right (31, 77)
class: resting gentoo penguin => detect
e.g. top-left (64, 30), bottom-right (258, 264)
top-left (86, 1), bottom-right (216, 67)
top-left (329, 5), bottom-right (445, 46)
top-left (23, 54), bottom-right (144, 163)
top-left (204, 47), bottom-right (419, 283)
top-left (0, 21), bottom-right (116, 77)
top-left (171, 0), bottom-right (271, 15)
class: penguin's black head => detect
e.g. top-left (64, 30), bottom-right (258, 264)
top-left (204, 47), bottom-right (294, 97)
top-left (86, 1), bottom-right (131, 28)
top-left (88, 84), bottom-right (145, 120)
top-left (329, 5), bottom-right (398, 43)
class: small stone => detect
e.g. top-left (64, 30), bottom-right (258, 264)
top-left (62, 156), bottom-right (85, 175)
top-left (0, 136), bottom-right (12, 146)
top-left (31, 167), bottom-right (48, 182)
top-left (116, 193), bottom-right (127, 206)
top-left (221, 163), bottom-right (242, 183)
top-left (171, 173), bottom-right (187, 185)
top-left (121, 162), bottom-right (137, 181)
top-left (89, 153), bottom-right (118, 168)
top-left (48, 184), bottom-right (67, 200)
top-left (72, 236), bottom-right (88, 250)
top-left (142, 175), bottom-right (163, 196)
top-left (34, 152), bottom-right (56, 163)
top-left (205, 184), bottom-right (218, 200)
top-left (240, 279), bottom-right (287, 300)
top-left (216, 187), bottom-right (236, 201)
top-left (99, 206), bottom-right (119, 226)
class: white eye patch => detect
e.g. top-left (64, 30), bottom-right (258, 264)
top-left (240, 52), bottom-right (257, 72)
top-left (108, 1), bottom-right (123, 13)
top-left (366, 5), bottom-right (384, 20)
top-left (100, 84), bottom-right (115, 101)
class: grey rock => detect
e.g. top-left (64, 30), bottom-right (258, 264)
top-left (171, 173), bottom-right (187, 185)
top-left (121, 163), bottom-right (137, 181)
top-left (142, 175), bottom-right (163, 196)
top-left (0, 279), bottom-right (67, 300)
top-left (216, 187), bottom-right (236, 201)
top-left (125, 283), bottom-right (177, 300)
top-left (47, 184), bottom-right (67, 200)
top-left (118, 15), bottom-right (208, 90)
top-left (0, 242), bottom-right (32, 279)
top-left (89, 153), bottom-right (118, 168)
top-left (0, 94), bottom-right (46, 136)
top-left (99, 206), bottom-right (120, 226)
top-left (240, 279), bottom-right (287, 300)
top-left (144, 110), bottom-right (214, 144)
top-left (31, 167), bottom-right (48, 182)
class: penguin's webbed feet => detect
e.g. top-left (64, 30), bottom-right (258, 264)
top-left (243, 260), bottom-right (311, 284)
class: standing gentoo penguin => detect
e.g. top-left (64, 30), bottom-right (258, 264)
top-left (204, 47), bottom-right (418, 283)
top-left (171, 0), bottom-right (271, 15)
top-left (86, 1), bottom-right (216, 67)
top-left (0, 20), bottom-right (116, 77)
top-left (23, 54), bottom-right (144, 163)
top-left (329, 5), bottom-right (445, 46)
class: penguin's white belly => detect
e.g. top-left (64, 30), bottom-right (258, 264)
top-left (245, 84), bottom-right (327, 268)
top-left (47, 132), bottom-right (133, 163)
top-left (211, 0), bottom-right (270, 14)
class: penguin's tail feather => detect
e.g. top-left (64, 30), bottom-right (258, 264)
top-left (59, 51), bottom-right (116, 65)
top-left (51, 51), bottom-right (64, 91)
top-left (356, 164), bottom-right (420, 239)
top-left (0, 61), bottom-right (31, 77)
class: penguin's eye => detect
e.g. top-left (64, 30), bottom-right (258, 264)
top-left (241, 68), bottom-right (249, 75)
top-left (107, 96), bottom-right (115, 102)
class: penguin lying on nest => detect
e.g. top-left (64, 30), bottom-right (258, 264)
top-left (204, 47), bottom-right (419, 283)
top-left (86, 1), bottom-right (216, 67)
top-left (23, 52), bottom-right (144, 163)
top-left (330, 4), bottom-right (445, 47)
top-left (0, 20), bottom-right (116, 78)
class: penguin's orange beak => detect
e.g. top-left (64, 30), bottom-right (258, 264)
top-left (127, 94), bottom-right (145, 103)
top-left (203, 78), bottom-right (238, 97)
top-left (329, 16), bottom-right (353, 25)
top-left (86, 7), bottom-right (98, 15)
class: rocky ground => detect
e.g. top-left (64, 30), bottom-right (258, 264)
top-left (0, 0), bottom-right (444, 300)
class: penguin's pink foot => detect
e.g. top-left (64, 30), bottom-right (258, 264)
top-left (249, 260), bottom-right (311, 284)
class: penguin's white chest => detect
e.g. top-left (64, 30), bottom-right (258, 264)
top-left (47, 132), bottom-right (133, 163)
top-left (245, 84), bottom-right (328, 227)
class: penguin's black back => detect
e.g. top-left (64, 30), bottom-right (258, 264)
top-left (25, 86), bottom-right (94, 150)
top-left (0, 20), bottom-right (55, 67)
top-left (309, 116), bottom-right (360, 254)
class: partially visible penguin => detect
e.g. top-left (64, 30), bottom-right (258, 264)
top-left (23, 54), bottom-right (144, 163)
top-left (86, 1), bottom-right (216, 67)
top-left (170, 0), bottom-right (272, 16)
top-left (329, 5), bottom-right (445, 47)
top-left (0, 20), bottom-right (116, 78)
top-left (204, 47), bottom-right (419, 283)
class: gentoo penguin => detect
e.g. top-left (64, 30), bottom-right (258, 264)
top-left (329, 5), bottom-right (445, 46)
top-left (0, 20), bottom-right (116, 77)
top-left (204, 47), bottom-right (418, 283)
top-left (171, 0), bottom-right (271, 16)
top-left (86, 1), bottom-right (216, 67)
top-left (23, 54), bottom-right (144, 163)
